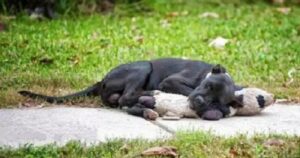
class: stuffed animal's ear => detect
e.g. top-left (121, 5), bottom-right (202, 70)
top-left (236, 94), bottom-right (244, 103)
top-left (211, 64), bottom-right (226, 74)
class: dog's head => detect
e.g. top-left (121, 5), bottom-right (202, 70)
top-left (189, 64), bottom-right (236, 117)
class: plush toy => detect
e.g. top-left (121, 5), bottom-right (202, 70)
top-left (148, 90), bottom-right (198, 118)
top-left (139, 90), bottom-right (234, 120)
top-left (138, 88), bottom-right (275, 120)
top-left (229, 88), bottom-right (275, 116)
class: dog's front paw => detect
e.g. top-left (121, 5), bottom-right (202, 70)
top-left (143, 109), bottom-right (159, 120)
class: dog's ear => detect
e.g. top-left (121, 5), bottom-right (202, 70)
top-left (211, 64), bottom-right (226, 74)
top-left (228, 94), bottom-right (244, 108)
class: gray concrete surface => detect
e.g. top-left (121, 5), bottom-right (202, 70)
top-left (0, 107), bottom-right (171, 147)
top-left (157, 104), bottom-right (300, 136)
top-left (0, 104), bottom-right (299, 147)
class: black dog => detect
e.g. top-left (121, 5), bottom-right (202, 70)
top-left (19, 58), bottom-right (241, 119)
top-left (127, 65), bottom-right (237, 120)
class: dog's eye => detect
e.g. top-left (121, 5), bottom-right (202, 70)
top-left (102, 84), bottom-right (106, 89)
top-left (204, 84), bottom-right (208, 89)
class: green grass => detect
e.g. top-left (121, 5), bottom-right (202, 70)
top-left (0, 132), bottom-right (299, 157)
top-left (1, 0), bottom-right (300, 107)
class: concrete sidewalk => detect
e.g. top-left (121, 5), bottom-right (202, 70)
top-left (0, 104), bottom-right (299, 147)
top-left (0, 107), bottom-right (171, 147)
top-left (156, 104), bottom-right (300, 136)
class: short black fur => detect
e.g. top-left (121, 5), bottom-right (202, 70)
top-left (19, 58), bottom-right (242, 119)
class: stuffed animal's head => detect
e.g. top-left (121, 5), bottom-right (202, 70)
top-left (232, 88), bottom-right (275, 116)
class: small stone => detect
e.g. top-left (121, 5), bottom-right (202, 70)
top-left (209, 37), bottom-right (229, 49)
top-left (276, 7), bottom-right (291, 15)
top-left (200, 12), bottom-right (219, 18)
top-left (162, 116), bottom-right (180, 120)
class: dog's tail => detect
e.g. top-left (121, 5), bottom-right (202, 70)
top-left (18, 82), bottom-right (102, 103)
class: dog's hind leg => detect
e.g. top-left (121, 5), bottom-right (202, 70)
top-left (117, 70), bottom-right (151, 107)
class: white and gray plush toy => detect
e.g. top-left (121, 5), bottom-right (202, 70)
top-left (147, 87), bottom-right (274, 119)
top-left (229, 88), bottom-right (275, 116)
top-left (150, 90), bottom-right (198, 118)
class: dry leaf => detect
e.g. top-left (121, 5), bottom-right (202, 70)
top-left (284, 68), bottom-right (297, 86)
top-left (276, 7), bottom-right (291, 14)
top-left (90, 32), bottom-right (100, 40)
top-left (166, 12), bottom-right (179, 18)
top-left (0, 15), bottom-right (16, 20)
top-left (120, 144), bottom-right (129, 154)
top-left (263, 139), bottom-right (285, 148)
top-left (0, 22), bottom-right (6, 32)
top-left (272, 0), bottom-right (285, 4)
top-left (99, 0), bottom-right (114, 13)
top-left (21, 99), bottom-right (39, 107)
top-left (68, 55), bottom-right (80, 65)
top-left (229, 148), bottom-right (239, 157)
top-left (200, 12), bottom-right (219, 18)
top-left (209, 37), bottom-right (229, 49)
top-left (141, 146), bottom-right (177, 157)
top-left (134, 36), bottom-right (144, 44)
